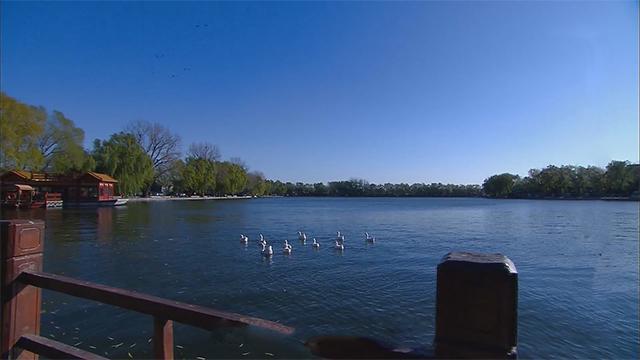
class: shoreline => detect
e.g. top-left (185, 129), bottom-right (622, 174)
top-left (128, 195), bottom-right (254, 202)
top-left (129, 195), bottom-right (638, 202)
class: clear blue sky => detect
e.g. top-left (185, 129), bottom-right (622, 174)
top-left (1, 1), bottom-right (638, 184)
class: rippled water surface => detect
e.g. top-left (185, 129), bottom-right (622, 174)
top-left (5, 198), bottom-right (638, 358)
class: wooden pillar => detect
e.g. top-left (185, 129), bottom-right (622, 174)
top-left (434, 252), bottom-right (518, 359)
top-left (153, 318), bottom-right (174, 360)
top-left (1, 220), bottom-right (45, 359)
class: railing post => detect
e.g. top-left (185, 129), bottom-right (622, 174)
top-left (153, 318), bottom-right (174, 360)
top-left (434, 252), bottom-right (518, 359)
top-left (1, 220), bottom-right (45, 359)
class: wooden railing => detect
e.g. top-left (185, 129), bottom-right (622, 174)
top-left (1, 220), bottom-right (293, 360)
top-left (18, 270), bottom-right (293, 357)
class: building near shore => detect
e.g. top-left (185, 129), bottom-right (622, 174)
top-left (0, 170), bottom-right (124, 208)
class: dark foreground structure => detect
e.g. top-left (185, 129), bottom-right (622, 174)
top-left (1, 220), bottom-right (518, 359)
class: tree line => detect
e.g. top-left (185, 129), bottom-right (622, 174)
top-left (482, 162), bottom-right (639, 199)
top-left (1, 92), bottom-right (638, 199)
top-left (263, 179), bottom-right (482, 197)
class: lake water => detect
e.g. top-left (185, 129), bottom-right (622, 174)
top-left (4, 198), bottom-right (638, 359)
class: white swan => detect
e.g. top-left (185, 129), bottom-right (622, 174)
top-left (312, 238), bottom-right (320, 249)
top-left (283, 240), bottom-right (292, 254)
top-left (298, 231), bottom-right (307, 241)
top-left (261, 244), bottom-right (273, 257)
top-left (335, 240), bottom-right (344, 250)
top-left (365, 232), bottom-right (375, 243)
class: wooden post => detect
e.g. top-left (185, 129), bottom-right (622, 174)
top-left (434, 252), bottom-right (518, 359)
top-left (153, 317), bottom-right (174, 360)
top-left (1, 220), bottom-right (45, 359)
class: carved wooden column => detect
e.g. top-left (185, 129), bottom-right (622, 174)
top-left (434, 252), bottom-right (518, 359)
top-left (1, 220), bottom-right (45, 359)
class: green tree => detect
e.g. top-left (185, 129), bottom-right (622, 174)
top-left (604, 160), bottom-right (635, 195)
top-left (216, 161), bottom-right (248, 195)
top-left (0, 92), bottom-right (47, 170)
top-left (246, 171), bottom-right (268, 196)
top-left (313, 182), bottom-right (328, 196)
top-left (575, 166), bottom-right (605, 197)
top-left (182, 157), bottom-right (216, 196)
top-left (93, 133), bottom-right (154, 196)
top-left (39, 111), bottom-right (94, 173)
top-left (482, 173), bottom-right (519, 197)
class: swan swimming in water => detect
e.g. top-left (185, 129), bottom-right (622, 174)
top-left (312, 238), bottom-right (320, 249)
top-left (336, 231), bottom-right (345, 244)
top-left (298, 231), bottom-right (307, 241)
top-left (283, 240), bottom-right (292, 254)
top-left (240, 234), bottom-right (249, 244)
top-left (365, 232), bottom-right (375, 243)
top-left (335, 240), bottom-right (344, 250)
top-left (261, 244), bottom-right (273, 257)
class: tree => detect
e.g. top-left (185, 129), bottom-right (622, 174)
top-left (229, 157), bottom-right (247, 170)
top-left (266, 180), bottom-right (286, 195)
top-left (157, 159), bottom-right (185, 194)
top-left (188, 142), bottom-right (220, 163)
top-left (246, 171), bottom-right (268, 196)
top-left (126, 120), bottom-right (181, 195)
top-left (575, 166), bottom-right (605, 197)
top-left (0, 92), bottom-right (47, 170)
top-left (482, 173), bottom-right (519, 197)
top-left (216, 161), bottom-right (248, 195)
top-left (38, 111), bottom-right (94, 173)
top-left (93, 133), bottom-right (154, 196)
top-left (182, 157), bottom-right (216, 196)
top-left (313, 182), bottom-right (328, 196)
top-left (604, 161), bottom-right (635, 196)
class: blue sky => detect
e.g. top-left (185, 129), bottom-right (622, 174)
top-left (1, 1), bottom-right (637, 184)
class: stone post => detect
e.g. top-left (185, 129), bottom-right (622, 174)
top-left (1, 220), bottom-right (45, 359)
top-left (434, 252), bottom-right (518, 359)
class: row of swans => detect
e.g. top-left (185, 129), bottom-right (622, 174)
top-left (240, 231), bottom-right (377, 256)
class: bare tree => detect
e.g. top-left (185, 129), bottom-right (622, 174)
top-left (126, 120), bottom-right (181, 194)
top-left (188, 142), bottom-right (220, 162)
top-left (229, 156), bottom-right (247, 170)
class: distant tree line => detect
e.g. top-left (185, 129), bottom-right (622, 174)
top-left (263, 179), bottom-right (482, 197)
top-left (482, 162), bottom-right (640, 199)
top-left (2, 92), bottom-right (638, 199)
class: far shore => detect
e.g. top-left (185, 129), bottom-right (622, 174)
top-left (127, 195), bottom-right (638, 202)
top-left (128, 195), bottom-right (254, 202)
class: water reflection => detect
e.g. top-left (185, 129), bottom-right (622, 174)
top-left (96, 207), bottom-right (113, 243)
top-left (262, 256), bottom-right (274, 266)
